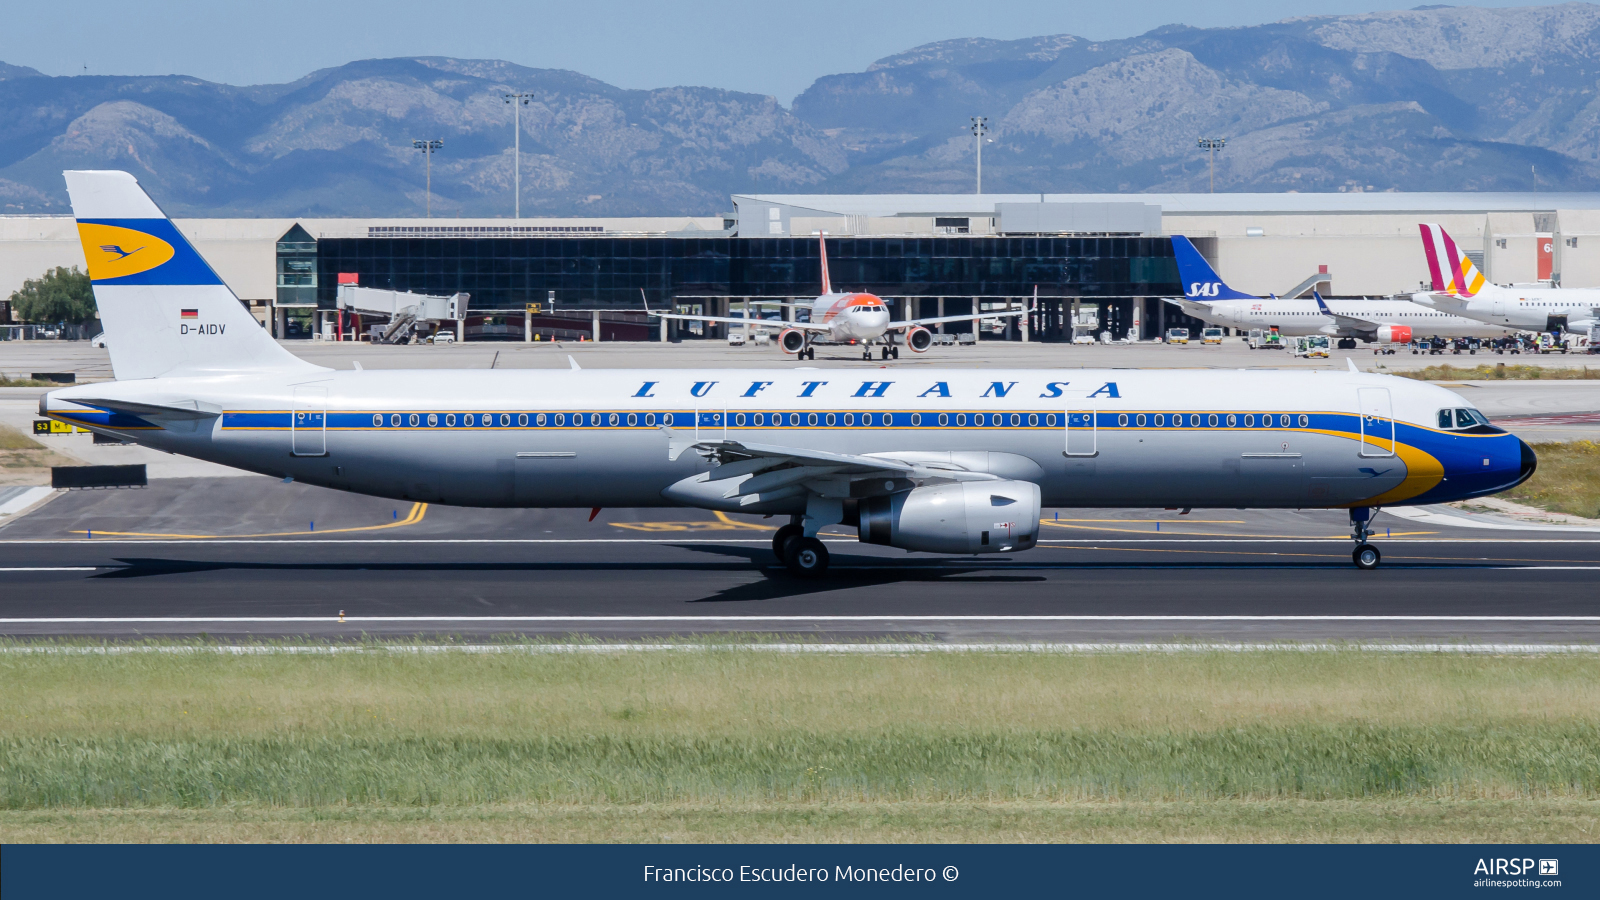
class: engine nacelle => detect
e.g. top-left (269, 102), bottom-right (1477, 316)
top-left (1375, 325), bottom-right (1412, 344)
top-left (858, 480), bottom-right (1041, 554)
top-left (906, 326), bottom-right (933, 353)
top-left (778, 328), bottom-right (807, 354)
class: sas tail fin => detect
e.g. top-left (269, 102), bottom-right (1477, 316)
top-left (64, 170), bottom-right (314, 380)
top-left (1171, 235), bottom-right (1256, 301)
top-left (1418, 223), bottom-right (1487, 297)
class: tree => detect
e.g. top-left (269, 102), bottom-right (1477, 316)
top-left (9, 266), bottom-right (97, 325)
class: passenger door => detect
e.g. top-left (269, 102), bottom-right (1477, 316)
top-left (291, 385), bottom-right (327, 457)
top-left (1357, 387), bottom-right (1394, 458)
top-left (1064, 407), bottom-right (1097, 457)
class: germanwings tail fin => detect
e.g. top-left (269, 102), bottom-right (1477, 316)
top-left (64, 170), bottom-right (316, 380)
top-left (1171, 235), bottom-right (1256, 301)
top-left (1418, 223), bottom-right (1488, 297)
top-left (818, 232), bottom-right (832, 295)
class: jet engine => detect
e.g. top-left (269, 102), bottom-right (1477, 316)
top-left (778, 328), bottom-right (807, 354)
top-left (905, 326), bottom-right (933, 353)
top-left (1375, 325), bottom-right (1412, 344)
top-left (857, 480), bottom-right (1040, 554)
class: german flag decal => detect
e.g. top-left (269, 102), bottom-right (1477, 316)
top-left (180, 309), bottom-right (198, 319)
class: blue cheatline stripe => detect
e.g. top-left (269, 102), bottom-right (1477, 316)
top-left (213, 409), bottom-right (1454, 445)
top-left (77, 218), bottom-right (224, 286)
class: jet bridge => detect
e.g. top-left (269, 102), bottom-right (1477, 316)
top-left (335, 285), bottom-right (468, 343)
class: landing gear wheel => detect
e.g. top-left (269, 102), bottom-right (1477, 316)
top-left (881, 347), bottom-right (890, 360)
top-left (1353, 544), bottom-right (1381, 570)
top-left (784, 536), bottom-right (830, 577)
top-left (891, 347), bottom-right (899, 359)
top-left (772, 524), bottom-right (802, 562)
top-left (863, 349), bottom-right (872, 360)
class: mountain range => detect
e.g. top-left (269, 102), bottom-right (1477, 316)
top-left (5, 3), bottom-right (1600, 217)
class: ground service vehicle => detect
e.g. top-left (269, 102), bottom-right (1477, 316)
top-left (1291, 335), bottom-right (1331, 358)
top-left (1166, 328), bottom-right (1189, 344)
top-left (1202, 327), bottom-right (1224, 344)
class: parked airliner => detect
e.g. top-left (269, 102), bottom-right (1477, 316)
top-left (1167, 236), bottom-right (1511, 345)
top-left (41, 171), bottom-right (1535, 574)
top-left (645, 234), bottom-right (1029, 360)
top-left (1413, 223), bottom-right (1600, 335)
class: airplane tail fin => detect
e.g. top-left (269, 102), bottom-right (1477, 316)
top-left (1171, 235), bottom-right (1256, 301)
top-left (1418, 223), bottom-right (1488, 297)
top-left (1312, 290), bottom-right (1333, 315)
top-left (818, 232), bottom-right (832, 295)
top-left (64, 170), bottom-right (315, 380)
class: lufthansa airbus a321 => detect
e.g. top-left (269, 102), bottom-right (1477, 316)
top-left (42, 171), bottom-right (1536, 574)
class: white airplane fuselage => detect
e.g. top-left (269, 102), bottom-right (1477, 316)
top-left (1413, 287), bottom-right (1600, 333)
top-left (797, 292), bottom-right (893, 343)
top-left (45, 366), bottom-right (1531, 514)
top-left (1180, 298), bottom-right (1512, 340)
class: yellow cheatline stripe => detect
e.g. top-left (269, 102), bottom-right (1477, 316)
top-left (68, 503), bottom-right (427, 539)
top-left (610, 511), bottom-right (775, 533)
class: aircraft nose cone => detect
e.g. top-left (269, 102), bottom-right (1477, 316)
top-left (1515, 439), bottom-right (1538, 488)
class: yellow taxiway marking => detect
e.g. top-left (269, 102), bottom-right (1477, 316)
top-left (610, 510), bottom-right (775, 533)
top-left (68, 503), bottom-right (428, 539)
top-left (1038, 520), bottom-right (1437, 538)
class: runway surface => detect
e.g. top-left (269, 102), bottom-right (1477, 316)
top-left (1, 477), bottom-right (1596, 642)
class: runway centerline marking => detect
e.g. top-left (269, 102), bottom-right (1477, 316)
top-left (3, 614), bottom-right (1599, 623)
top-left (9, 536), bottom-right (1600, 545)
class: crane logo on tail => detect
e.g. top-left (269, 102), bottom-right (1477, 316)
top-left (76, 223), bottom-right (176, 281)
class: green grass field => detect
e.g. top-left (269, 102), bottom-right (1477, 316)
top-left (2, 645), bottom-right (1596, 842)
top-left (1504, 441), bottom-right (1600, 519)
top-left (1390, 363), bottom-right (1600, 381)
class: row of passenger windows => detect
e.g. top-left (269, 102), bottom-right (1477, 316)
top-left (1111, 413), bottom-right (1310, 428)
top-left (367, 411), bottom-right (1315, 429)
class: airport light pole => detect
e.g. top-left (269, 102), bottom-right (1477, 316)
top-left (1197, 137), bottom-right (1226, 193)
top-left (412, 139), bottom-right (444, 217)
top-left (504, 93), bottom-right (531, 219)
top-left (970, 117), bottom-right (989, 194)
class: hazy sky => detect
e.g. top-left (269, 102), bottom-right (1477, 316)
top-left (4, 0), bottom-right (1568, 103)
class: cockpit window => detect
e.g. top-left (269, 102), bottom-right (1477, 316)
top-left (1438, 407), bottom-right (1499, 433)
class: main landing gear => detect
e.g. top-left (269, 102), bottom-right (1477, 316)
top-left (880, 345), bottom-right (898, 360)
top-left (772, 518), bottom-right (830, 577)
top-left (1350, 506), bottom-right (1381, 570)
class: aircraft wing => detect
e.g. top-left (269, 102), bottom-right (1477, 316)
top-left (891, 308), bottom-right (1028, 331)
top-left (1312, 292), bottom-right (1379, 338)
top-left (649, 311), bottom-right (829, 332)
top-left (667, 439), bottom-right (1000, 502)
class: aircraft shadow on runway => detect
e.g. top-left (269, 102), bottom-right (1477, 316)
top-left (89, 545), bottom-right (1048, 604)
top-left (85, 538), bottom-right (1529, 610)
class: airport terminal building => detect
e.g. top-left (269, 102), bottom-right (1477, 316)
top-left (4, 190), bottom-right (1598, 341)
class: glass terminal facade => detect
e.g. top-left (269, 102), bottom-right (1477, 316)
top-left (310, 235), bottom-right (1200, 341)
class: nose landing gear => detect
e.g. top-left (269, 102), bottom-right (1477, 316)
top-left (1350, 506), bottom-right (1382, 570)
